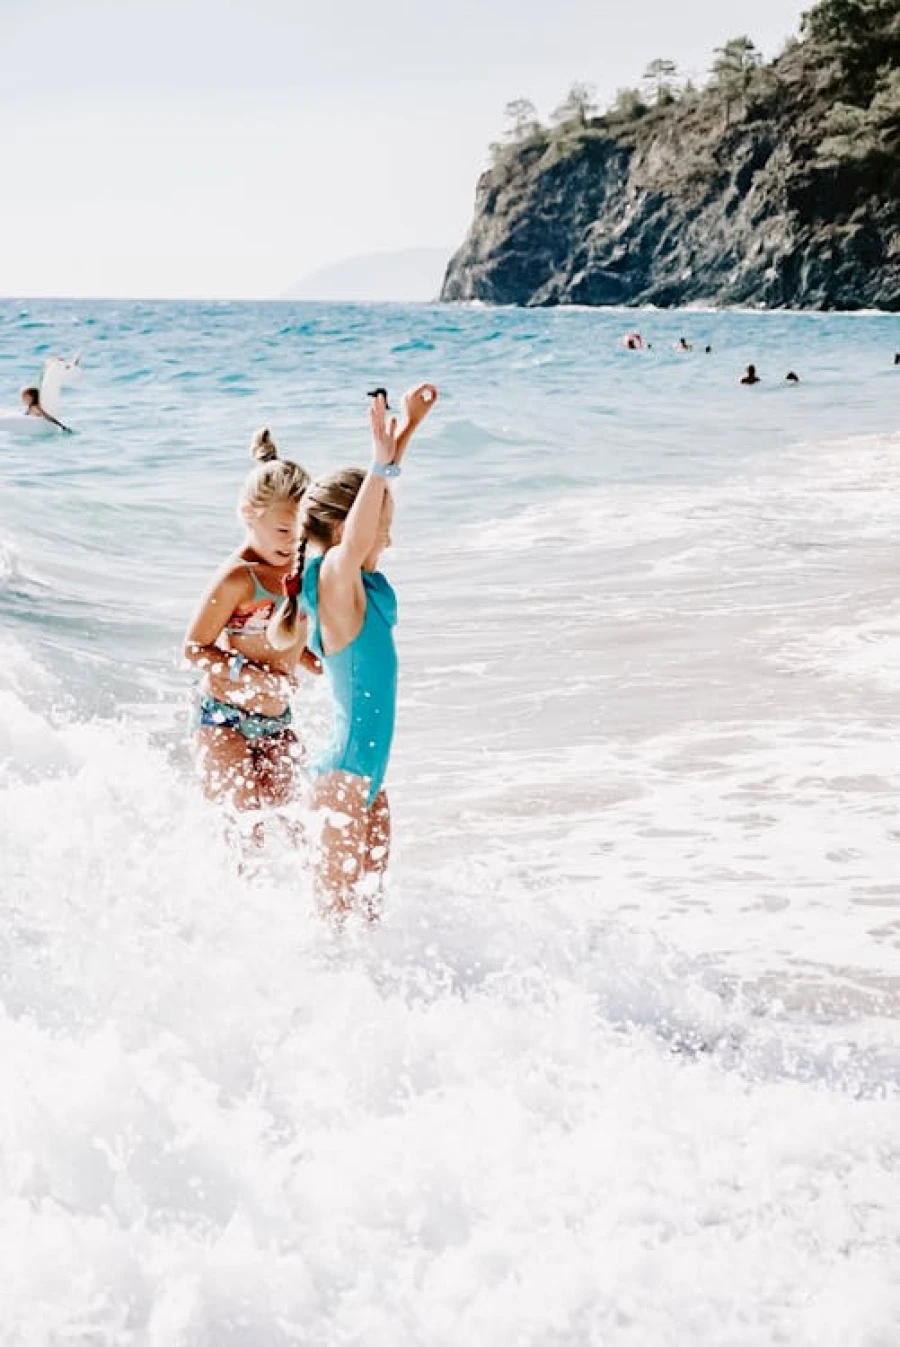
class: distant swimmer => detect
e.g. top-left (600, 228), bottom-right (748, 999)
top-left (622, 332), bottom-right (645, 350)
top-left (740, 364), bottom-right (761, 385)
top-left (894, 353), bottom-right (899, 366)
top-left (785, 371), bottom-right (800, 384)
top-left (0, 355), bottom-right (80, 436)
top-left (21, 385), bottom-right (72, 432)
top-left (704, 345), bottom-right (713, 354)
top-left (675, 337), bottom-right (693, 352)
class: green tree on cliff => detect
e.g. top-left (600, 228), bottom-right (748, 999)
top-left (712, 36), bottom-right (763, 125)
top-left (613, 87), bottom-right (648, 119)
top-left (802, 0), bottom-right (898, 46)
top-left (642, 59), bottom-right (679, 105)
top-left (802, 0), bottom-right (900, 97)
top-left (503, 98), bottom-right (541, 142)
top-left (817, 102), bottom-right (879, 161)
top-left (551, 83), bottom-right (598, 127)
top-left (817, 66), bottom-right (900, 162)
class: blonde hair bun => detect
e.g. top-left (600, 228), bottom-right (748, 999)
top-left (250, 427), bottom-right (278, 462)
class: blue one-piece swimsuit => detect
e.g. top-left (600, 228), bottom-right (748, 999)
top-left (302, 554), bottom-right (398, 806)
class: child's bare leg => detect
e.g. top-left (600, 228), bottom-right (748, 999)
top-left (194, 726), bottom-right (259, 811)
top-left (365, 789), bottom-right (391, 875)
top-left (252, 731), bottom-right (301, 808)
top-left (195, 726), bottom-right (266, 860)
top-left (361, 789), bottom-right (391, 920)
top-left (312, 771), bottom-right (374, 917)
top-left (253, 732), bottom-right (306, 849)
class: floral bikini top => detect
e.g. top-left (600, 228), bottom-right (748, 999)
top-left (225, 567), bottom-right (283, 637)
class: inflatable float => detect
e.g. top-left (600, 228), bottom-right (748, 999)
top-left (0, 354), bottom-right (81, 435)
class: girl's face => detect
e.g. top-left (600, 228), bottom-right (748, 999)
top-left (245, 500), bottom-right (300, 567)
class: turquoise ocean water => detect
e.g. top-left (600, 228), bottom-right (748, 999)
top-left (1, 298), bottom-right (899, 1342)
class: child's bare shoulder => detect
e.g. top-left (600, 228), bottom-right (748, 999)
top-left (206, 557), bottom-right (255, 601)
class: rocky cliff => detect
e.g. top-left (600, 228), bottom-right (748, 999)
top-left (442, 1), bottom-right (900, 310)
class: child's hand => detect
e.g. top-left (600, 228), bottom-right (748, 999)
top-left (252, 667), bottom-right (293, 703)
top-left (402, 383), bottom-right (438, 427)
top-left (208, 664), bottom-right (291, 713)
top-left (390, 383), bottom-right (438, 465)
top-left (300, 647), bottom-right (323, 677)
top-left (370, 392), bottom-right (399, 465)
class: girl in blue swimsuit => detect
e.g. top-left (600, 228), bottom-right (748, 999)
top-left (268, 384), bottom-right (438, 914)
top-left (184, 428), bottom-right (320, 818)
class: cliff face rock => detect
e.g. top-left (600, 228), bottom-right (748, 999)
top-left (442, 10), bottom-right (900, 310)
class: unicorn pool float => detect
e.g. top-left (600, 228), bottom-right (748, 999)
top-left (0, 354), bottom-right (81, 435)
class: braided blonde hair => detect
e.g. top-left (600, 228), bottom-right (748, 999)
top-left (267, 467), bottom-right (366, 650)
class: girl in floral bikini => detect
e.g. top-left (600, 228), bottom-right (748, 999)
top-left (183, 428), bottom-right (319, 814)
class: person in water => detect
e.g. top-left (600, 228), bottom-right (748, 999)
top-left (183, 428), bottom-right (319, 818)
top-left (740, 364), bottom-right (761, 385)
top-left (675, 337), bottom-right (693, 352)
top-left (785, 371), bottom-right (800, 384)
top-left (268, 383), bottom-right (438, 917)
top-left (20, 385), bottom-right (71, 432)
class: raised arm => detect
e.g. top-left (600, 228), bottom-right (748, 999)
top-left (393, 383), bottom-right (438, 464)
top-left (329, 395), bottom-right (401, 572)
top-left (41, 409), bottom-right (73, 433)
top-left (326, 383), bottom-right (438, 577)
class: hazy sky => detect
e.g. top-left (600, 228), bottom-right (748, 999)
top-left (2, 0), bottom-right (808, 298)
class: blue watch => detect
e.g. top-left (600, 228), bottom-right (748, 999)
top-left (372, 461), bottom-right (401, 478)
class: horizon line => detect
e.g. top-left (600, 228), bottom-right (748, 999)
top-left (0, 294), bottom-right (449, 305)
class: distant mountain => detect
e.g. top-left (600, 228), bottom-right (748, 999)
top-left (284, 248), bottom-right (452, 302)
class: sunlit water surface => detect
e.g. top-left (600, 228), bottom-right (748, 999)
top-left (1, 298), bottom-right (899, 1344)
